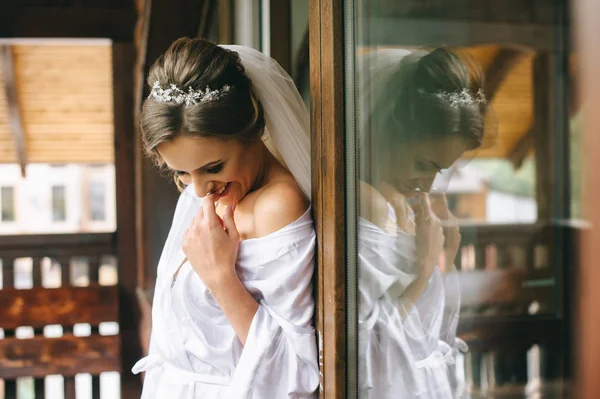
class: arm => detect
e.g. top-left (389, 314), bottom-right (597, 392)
top-left (209, 274), bottom-right (258, 345)
top-left (400, 194), bottom-right (444, 306)
top-left (183, 182), bottom-right (309, 346)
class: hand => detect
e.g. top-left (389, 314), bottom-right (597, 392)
top-left (410, 193), bottom-right (445, 280)
top-left (378, 181), bottom-right (414, 234)
top-left (430, 193), bottom-right (461, 269)
top-left (182, 195), bottom-right (240, 291)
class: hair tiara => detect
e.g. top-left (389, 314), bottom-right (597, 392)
top-left (419, 88), bottom-right (487, 108)
top-left (149, 81), bottom-right (232, 106)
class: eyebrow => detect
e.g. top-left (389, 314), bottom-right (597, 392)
top-left (172, 159), bottom-right (222, 174)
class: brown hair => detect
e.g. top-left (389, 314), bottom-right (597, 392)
top-left (369, 48), bottom-right (487, 151)
top-left (140, 38), bottom-right (265, 189)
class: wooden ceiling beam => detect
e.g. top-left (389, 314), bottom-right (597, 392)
top-left (483, 48), bottom-right (528, 103)
top-left (1, 45), bottom-right (27, 176)
top-left (0, 7), bottom-right (137, 41)
top-left (363, 18), bottom-right (558, 51)
top-left (507, 129), bottom-right (533, 169)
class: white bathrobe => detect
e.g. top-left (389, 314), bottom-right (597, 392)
top-left (133, 185), bottom-right (320, 398)
top-left (358, 205), bottom-right (469, 398)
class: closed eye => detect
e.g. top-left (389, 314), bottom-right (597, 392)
top-left (173, 161), bottom-right (224, 176)
top-left (415, 159), bottom-right (442, 172)
top-left (205, 163), bottom-right (224, 174)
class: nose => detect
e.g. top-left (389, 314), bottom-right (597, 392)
top-left (410, 178), bottom-right (435, 192)
top-left (191, 174), bottom-right (214, 198)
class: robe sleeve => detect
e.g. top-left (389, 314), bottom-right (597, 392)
top-left (229, 232), bottom-right (320, 398)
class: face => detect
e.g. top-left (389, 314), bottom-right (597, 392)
top-left (379, 136), bottom-right (470, 196)
top-left (157, 135), bottom-right (261, 205)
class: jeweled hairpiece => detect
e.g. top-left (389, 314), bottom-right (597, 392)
top-left (420, 88), bottom-right (487, 108)
top-left (149, 81), bottom-right (232, 106)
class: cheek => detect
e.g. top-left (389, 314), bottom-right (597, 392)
top-left (178, 174), bottom-right (192, 186)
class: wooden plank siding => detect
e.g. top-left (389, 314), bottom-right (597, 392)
top-left (0, 334), bottom-right (120, 380)
top-left (0, 45), bottom-right (115, 164)
top-left (0, 285), bottom-right (118, 329)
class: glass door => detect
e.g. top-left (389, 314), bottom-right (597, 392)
top-left (343, 0), bottom-right (577, 397)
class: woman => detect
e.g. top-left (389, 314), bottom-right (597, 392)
top-left (356, 48), bottom-right (495, 398)
top-left (132, 38), bottom-right (319, 398)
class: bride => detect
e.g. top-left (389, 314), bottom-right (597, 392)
top-left (132, 38), bottom-right (319, 398)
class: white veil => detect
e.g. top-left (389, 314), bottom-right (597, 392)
top-left (220, 45), bottom-right (311, 200)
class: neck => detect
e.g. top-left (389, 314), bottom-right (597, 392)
top-left (249, 141), bottom-right (276, 193)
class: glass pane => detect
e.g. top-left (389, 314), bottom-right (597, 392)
top-left (1, 186), bottom-right (15, 222)
top-left (345, 0), bottom-right (574, 397)
top-left (51, 185), bottom-right (66, 222)
top-left (89, 181), bottom-right (106, 221)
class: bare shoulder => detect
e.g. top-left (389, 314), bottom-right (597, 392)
top-left (358, 180), bottom-right (390, 230)
top-left (253, 179), bottom-right (310, 238)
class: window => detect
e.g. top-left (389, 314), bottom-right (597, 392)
top-left (1, 186), bottom-right (15, 222)
top-left (51, 185), bottom-right (66, 222)
top-left (341, 0), bottom-right (574, 397)
top-left (89, 181), bottom-right (106, 221)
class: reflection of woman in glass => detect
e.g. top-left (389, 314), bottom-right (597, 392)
top-left (357, 48), bottom-right (493, 398)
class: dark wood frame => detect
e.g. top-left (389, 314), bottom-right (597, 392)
top-left (269, 0), bottom-right (292, 73)
top-left (309, 0), bottom-right (346, 397)
top-left (113, 42), bottom-right (142, 397)
top-left (0, 7), bottom-right (137, 41)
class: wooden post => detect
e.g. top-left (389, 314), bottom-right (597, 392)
top-left (309, 0), bottom-right (346, 397)
top-left (113, 43), bottom-right (142, 397)
top-left (218, 0), bottom-right (234, 44)
top-left (575, 0), bottom-right (600, 396)
top-left (269, 0), bottom-right (292, 73)
top-left (533, 54), bottom-right (553, 222)
top-left (1, 258), bottom-right (17, 398)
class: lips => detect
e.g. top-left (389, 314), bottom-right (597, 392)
top-left (212, 182), bottom-right (231, 198)
top-left (215, 183), bottom-right (228, 195)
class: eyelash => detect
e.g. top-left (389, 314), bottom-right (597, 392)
top-left (415, 160), bottom-right (431, 172)
top-left (206, 164), bottom-right (224, 174)
top-left (175, 163), bottom-right (224, 176)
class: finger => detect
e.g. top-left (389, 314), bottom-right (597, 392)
top-left (223, 204), bottom-right (239, 239)
top-left (407, 193), bottom-right (423, 216)
top-left (195, 204), bottom-right (204, 225)
top-left (411, 193), bottom-right (431, 222)
top-left (419, 193), bottom-right (434, 220)
top-left (202, 195), bottom-right (219, 226)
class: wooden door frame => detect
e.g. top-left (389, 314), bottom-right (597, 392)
top-left (309, 0), bottom-right (347, 397)
top-left (575, 0), bottom-right (600, 396)
top-left (113, 42), bottom-right (143, 397)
